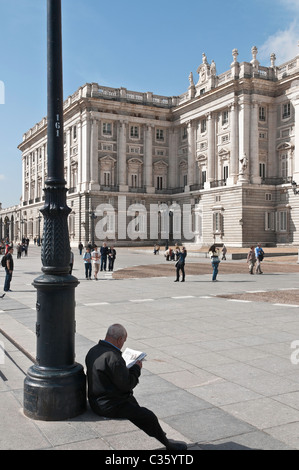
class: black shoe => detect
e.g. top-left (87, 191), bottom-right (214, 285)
top-left (166, 439), bottom-right (187, 451)
top-left (0, 293), bottom-right (5, 299)
top-left (181, 279), bottom-right (185, 282)
top-left (174, 280), bottom-right (179, 282)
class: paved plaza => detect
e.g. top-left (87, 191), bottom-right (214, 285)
top-left (1, 245), bottom-right (299, 450)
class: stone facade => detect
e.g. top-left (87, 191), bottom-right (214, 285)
top-left (1, 47), bottom-right (299, 247)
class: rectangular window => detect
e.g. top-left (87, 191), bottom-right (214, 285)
top-left (131, 174), bottom-right (138, 188)
top-left (201, 119), bottom-right (206, 133)
top-left (281, 154), bottom-right (288, 178)
top-left (103, 172), bottom-right (110, 186)
top-left (223, 165), bottom-right (228, 180)
top-left (265, 212), bottom-right (274, 231)
top-left (182, 127), bottom-right (187, 140)
top-left (222, 111), bottom-right (228, 126)
top-left (278, 211), bottom-right (287, 231)
top-left (156, 128), bottom-right (164, 141)
top-left (156, 176), bottom-right (163, 190)
top-left (130, 126), bottom-right (139, 138)
top-left (213, 212), bottom-right (223, 233)
top-left (201, 170), bottom-right (206, 184)
top-left (103, 122), bottom-right (112, 135)
top-left (259, 163), bottom-right (266, 179)
top-left (73, 125), bottom-right (77, 140)
top-left (259, 106), bottom-right (266, 121)
top-left (282, 103), bottom-right (291, 119)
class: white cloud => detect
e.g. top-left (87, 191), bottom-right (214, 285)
top-left (278, 0), bottom-right (299, 12)
top-left (259, 21), bottom-right (299, 65)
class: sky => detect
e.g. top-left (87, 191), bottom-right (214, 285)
top-left (0, 0), bottom-right (298, 209)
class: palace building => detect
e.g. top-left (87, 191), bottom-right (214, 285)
top-left (1, 46), bottom-right (299, 247)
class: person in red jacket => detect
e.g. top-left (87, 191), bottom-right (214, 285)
top-left (85, 323), bottom-right (187, 451)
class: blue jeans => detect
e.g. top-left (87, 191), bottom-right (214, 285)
top-left (4, 269), bottom-right (12, 291)
top-left (212, 261), bottom-right (219, 281)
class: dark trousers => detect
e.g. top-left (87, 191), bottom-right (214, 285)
top-left (4, 269), bottom-right (12, 291)
top-left (108, 258), bottom-right (115, 271)
top-left (85, 262), bottom-right (92, 279)
top-left (176, 263), bottom-right (185, 281)
top-left (94, 396), bottom-right (168, 446)
top-left (100, 256), bottom-right (107, 271)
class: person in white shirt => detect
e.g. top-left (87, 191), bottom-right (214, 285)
top-left (91, 245), bottom-right (100, 280)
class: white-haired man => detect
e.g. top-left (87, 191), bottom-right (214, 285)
top-left (85, 323), bottom-right (187, 451)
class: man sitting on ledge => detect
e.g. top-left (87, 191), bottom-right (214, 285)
top-left (85, 323), bottom-right (187, 451)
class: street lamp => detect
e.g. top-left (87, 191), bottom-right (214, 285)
top-left (89, 210), bottom-right (97, 246)
top-left (23, 0), bottom-right (86, 420)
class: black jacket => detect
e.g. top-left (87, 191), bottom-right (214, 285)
top-left (85, 340), bottom-right (141, 414)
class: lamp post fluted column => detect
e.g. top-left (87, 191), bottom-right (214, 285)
top-left (23, 0), bottom-right (86, 420)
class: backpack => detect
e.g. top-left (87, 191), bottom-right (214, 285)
top-left (1, 255), bottom-right (6, 267)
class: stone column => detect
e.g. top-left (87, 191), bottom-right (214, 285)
top-left (77, 120), bottom-right (82, 191)
top-left (33, 150), bottom-right (38, 200)
top-left (41, 145), bottom-right (46, 193)
top-left (81, 114), bottom-right (91, 192)
top-left (144, 124), bottom-right (155, 193)
top-left (89, 118), bottom-right (100, 190)
top-left (118, 121), bottom-right (128, 191)
top-left (22, 155), bottom-right (26, 203)
top-left (287, 84), bottom-right (299, 181)
top-left (267, 103), bottom-right (277, 178)
top-left (250, 101), bottom-right (261, 184)
top-left (206, 112), bottom-right (215, 188)
top-left (187, 120), bottom-right (196, 190)
top-left (238, 98), bottom-right (250, 183)
top-left (226, 101), bottom-right (239, 186)
top-left (168, 127), bottom-right (178, 188)
top-left (28, 153), bottom-right (32, 201)
top-left (66, 127), bottom-right (71, 188)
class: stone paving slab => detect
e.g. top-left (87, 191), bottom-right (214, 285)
top-left (1, 246), bottom-right (299, 451)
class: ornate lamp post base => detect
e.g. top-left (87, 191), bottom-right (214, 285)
top-left (24, 273), bottom-right (86, 420)
top-left (24, 363), bottom-right (86, 421)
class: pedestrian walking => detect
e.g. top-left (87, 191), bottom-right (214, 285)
top-left (247, 246), bottom-right (256, 274)
top-left (221, 244), bottom-right (227, 260)
top-left (83, 247), bottom-right (92, 280)
top-left (91, 245), bottom-right (100, 280)
top-left (255, 243), bottom-right (264, 274)
top-left (209, 244), bottom-right (220, 281)
top-left (3, 246), bottom-right (14, 292)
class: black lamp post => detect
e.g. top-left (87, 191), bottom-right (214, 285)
top-left (89, 210), bottom-right (97, 247)
top-left (23, 0), bottom-right (86, 420)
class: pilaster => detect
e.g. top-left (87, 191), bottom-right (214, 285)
top-left (118, 121), bottom-right (128, 191)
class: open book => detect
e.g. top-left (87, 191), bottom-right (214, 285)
top-left (122, 347), bottom-right (147, 368)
